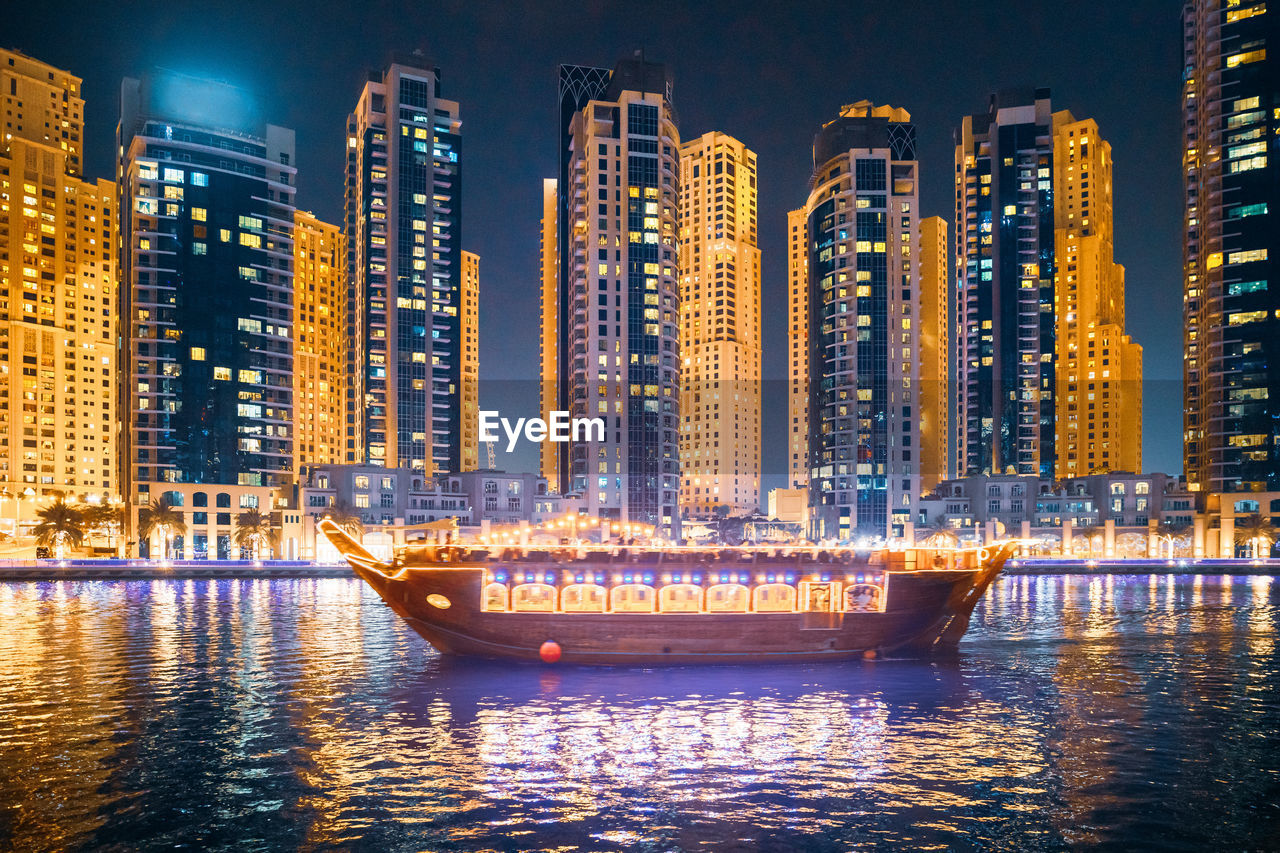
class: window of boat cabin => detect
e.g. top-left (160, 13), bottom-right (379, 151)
top-left (512, 583), bottom-right (557, 612)
top-left (562, 583), bottom-right (607, 612)
top-left (800, 581), bottom-right (837, 612)
top-left (752, 583), bottom-right (797, 612)
top-left (660, 583), bottom-right (701, 612)
top-left (611, 583), bottom-right (656, 613)
top-left (483, 582), bottom-right (508, 612)
top-left (845, 583), bottom-right (884, 613)
top-left (706, 583), bottom-right (749, 612)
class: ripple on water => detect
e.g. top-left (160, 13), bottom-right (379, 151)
top-left (0, 574), bottom-right (1278, 851)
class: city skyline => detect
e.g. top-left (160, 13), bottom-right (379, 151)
top-left (8, 0), bottom-right (1186, 489)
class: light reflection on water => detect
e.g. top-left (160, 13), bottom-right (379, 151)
top-left (1, 574), bottom-right (1279, 851)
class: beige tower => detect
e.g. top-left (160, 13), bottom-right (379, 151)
top-left (0, 50), bottom-right (116, 524)
top-left (460, 250), bottom-right (480, 472)
top-left (787, 208), bottom-right (809, 491)
top-left (678, 132), bottom-right (761, 517)
top-left (1, 49), bottom-right (85, 176)
top-left (1052, 114), bottom-right (1142, 477)
top-left (918, 216), bottom-right (950, 491)
top-left (293, 212), bottom-right (347, 469)
top-left (538, 178), bottom-right (559, 489)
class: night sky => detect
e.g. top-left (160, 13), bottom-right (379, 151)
top-left (12, 1), bottom-right (1186, 494)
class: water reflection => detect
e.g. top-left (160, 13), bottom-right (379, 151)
top-left (0, 574), bottom-right (1278, 850)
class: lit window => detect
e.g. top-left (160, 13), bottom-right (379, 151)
top-left (213, 367), bottom-right (231, 380)
top-left (190, 347), bottom-right (206, 361)
top-left (1226, 49), bottom-right (1267, 68)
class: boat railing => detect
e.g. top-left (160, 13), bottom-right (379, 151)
top-left (394, 544), bottom-right (986, 573)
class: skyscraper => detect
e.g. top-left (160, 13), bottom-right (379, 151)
top-left (2, 48), bottom-right (84, 174)
top-left (958, 90), bottom-right (1142, 480)
top-left (345, 60), bottom-right (463, 475)
top-left (955, 90), bottom-right (1057, 478)
top-left (797, 101), bottom-right (921, 540)
top-left (545, 58), bottom-right (681, 529)
top-left (1052, 115), bottom-right (1142, 478)
top-left (294, 211), bottom-right (347, 469)
top-left (0, 50), bottom-right (116, 511)
top-left (678, 132), bottom-right (761, 516)
top-left (460, 249), bottom-right (479, 472)
top-left (787, 207), bottom-right (810, 493)
top-left (545, 64), bottom-right (613, 496)
top-left (918, 216), bottom-right (951, 491)
top-left (117, 71), bottom-right (295, 505)
top-left (1183, 0), bottom-right (1279, 493)
top-left (538, 177), bottom-right (560, 489)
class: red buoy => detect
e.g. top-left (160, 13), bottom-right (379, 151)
top-left (539, 641), bottom-right (562, 663)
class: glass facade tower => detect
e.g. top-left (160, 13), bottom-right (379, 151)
top-left (799, 102), bottom-right (921, 540)
top-left (346, 62), bottom-right (463, 475)
top-left (117, 71), bottom-right (296, 502)
top-left (1183, 0), bottom-right (1280, 492)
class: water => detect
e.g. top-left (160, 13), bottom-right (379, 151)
top-left (1, 574), bottom-right (1279, 851)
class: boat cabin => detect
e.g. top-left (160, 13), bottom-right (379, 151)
top-left (479, 565), bottom-right (891, 615)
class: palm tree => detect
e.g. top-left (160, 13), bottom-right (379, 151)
top-left (234, 507), bottom-right (279, 559)
top-left (33, 499), bottom-right (84, 558)
top-left (137, 497), bottom-right (186, 560)
top-left (1235, 513), bottom-right (1276, 558)
top-left (323, 502), bottom-right (364, 540)
top-left (914, 524), bottom-right (960, 548)
top-left (1159, 520), bottom-right (1193, 558)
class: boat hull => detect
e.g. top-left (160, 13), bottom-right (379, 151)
top-left (351, 562), bottom-right (1000, 665)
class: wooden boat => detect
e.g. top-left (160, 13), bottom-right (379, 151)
top-left (319, 520), bottom-right (1015, 665)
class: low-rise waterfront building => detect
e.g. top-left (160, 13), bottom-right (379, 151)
top-left (919, 472), bottom-right (1197, 557)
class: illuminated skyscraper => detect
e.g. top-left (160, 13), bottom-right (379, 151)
top-left (797, 101), bottom-right (921, 540)
top-left (118, 71), bottom-right (295, 505)
top-left (346, 60), bottom-right (463, 475)
top-left (460, 249), bottom-right (479, 472)
top-left (787, 207), bottom-right (810, 493)
top-left (0, 50), bottom-right (116, 511)
top-left (1051, 115), bottom-right (1142, 478)
top-left (546, 58), bottom-right (681, 529)
top-left (2, 49), bottom-right (84, 175)
top-left (1183, 0), bottom-right (1279, 492)
top-left (955, 90), bottom-right (1057, 478)
top-left (538, 177), bottom-right (559, 488)
top-left (918, 216), bottom-right (951, 491)
top-left (293, 211), bottom-right (347, 468)
top-left (958, 91), bottom-right (1143, 479)
top-left (678, 131), bottom-right (761, 516)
